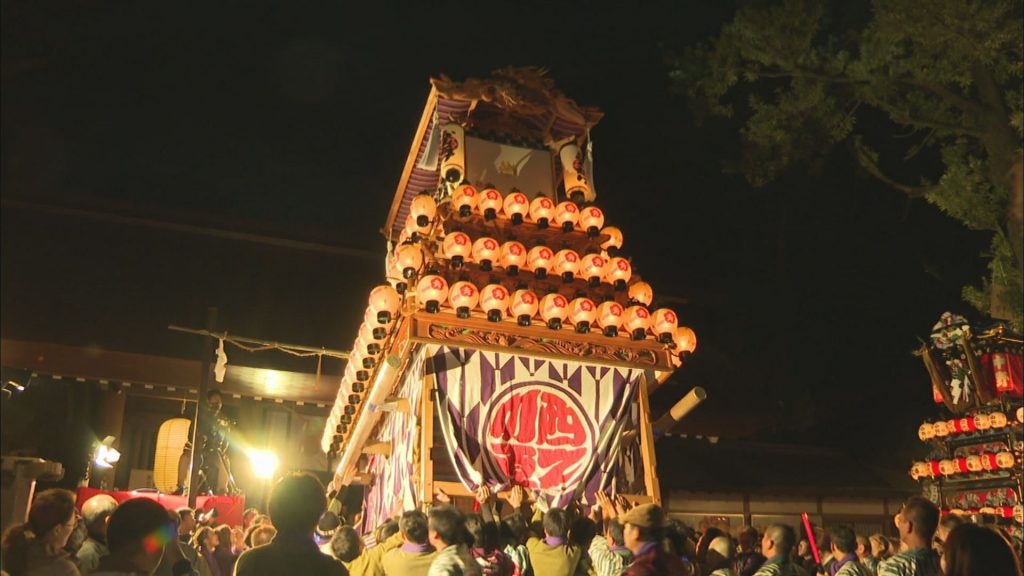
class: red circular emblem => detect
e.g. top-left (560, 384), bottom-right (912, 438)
top-left (521, 293), bottom-right (536, 304)
top-left (430, 277), bottom-right (445, 290)
top-left (484, 239), bottom-right (497, 250)
top-left (664, 311), bottom-right (676, 323)
top-left (454, 234), bottom-right (467, 246)
top-left (554, 295), bottom-right (567, 307)
top-left (637, 308), bottom-right (649, 318)
top-left (460, 285), bottom-right (475, 297)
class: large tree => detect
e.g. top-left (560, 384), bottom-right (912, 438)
top-left (672, 0), bottom-right (1023, 328)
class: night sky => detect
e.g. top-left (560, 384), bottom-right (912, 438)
top-left (1, 2), bottom-right (991, 472)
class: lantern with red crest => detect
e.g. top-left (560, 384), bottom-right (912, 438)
top-left (471, 237), bottom-right (500, 271)
top-left (554, 201), bottom-right (580, 232)
top-left (579, 206), bottom-right (605, 237)
top-left (452, 184), bottom-right (479, 217)
top-left (511, 289), bottom-right (539, 326)
top-left (651, 308), bottom-right (679, 343)
top-left (581, 253), bottom-right (608, 286)
top-left (500, 241), bottom-right (527, 276)
top-left (553, 249), bottom-right (581, 284)
top-left (529, 196), bottom-right (556, 229)
top-left (569, 297), bottom-right (598, 333)
top-left (368, 285), bottom-right (401, 326)
top-left (597, 300), bottom-right (624, 337)
top-left (395, 244), bottom-right (424, 279)
top-left (442, 231), bottom-right (472, 268)
top-left (628, 281), bottom-right (653, 306)
top-left (600, 226), bottom-right (623, 257)
top-left (448, 280), bottom-right (479, 319)
top-left (503, 191), bottom-right (529, 225)
top-left (605, 257), bottom-right (632, 290)
top-left (416, 274), bottom-right (449, 313)
top-left (622, 305), bottom-right (651, 341)
top-left (480, 284), bottom-right (509, 322)
top-left (404, 214), bottom-right (430, 240)
top-left (673, 326), bottom-right (698, 356)
top-left (477, 188), bottom-right (503, 220)
top-left (410, 192), bottom-right (437, 227)
top-left (540, 293), bottom-right (569, 330)
top-left (527, 245), bottom-right (554, 280)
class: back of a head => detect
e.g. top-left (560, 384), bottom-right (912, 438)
top-left (705, 535), bottom-right (737, 571)
top-left (465, 513), bottom-right (486, 550)
top-left (106, 498), bottom-right (172, 555)
top-left (330, 526), bottom-right (362, 563)
top-left (400, 511), bottom-right (429, 545)
top-left (830, 524), bottom-right (856, 555)
top-left (81, 494), bottom-right (119, 535)
top-left (376, 519), bottom-right (400, 543)
top-left (943, 523), bottom-right (1022, 576)
top-left (543, 508), bottom-right (569, 540)
top-left (570, 517), bottom-right (596, 548)
top-left (214, 524), bottom-right (231, 550)
top-left (697, 527), bottom-right (726, 562)
top-left (268, 472), bottom-right (326, 535)
top-left (251, 525), bottom-right (277, 548)
top-left (500, 514), bottom-right (527, 546)
top-left (902, 496), bottom-right (940, 541)
top-left (661, 520), bottom-right (685, 556)
top-left (738, 526), bottom-right (759, 551)
top-left (939, 513), bottom-right (965, 535)
top-left (767, 524), bottom-right (795, 555)
top-left (428, 505), bottom-right (465, 547)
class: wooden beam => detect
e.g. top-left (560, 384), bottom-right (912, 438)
top-left (420, 372), bottom-right (436, 511)
top-left (384, 86), bottom-right (439, 240)
top-left (637, 375), bottom-right (662, 505)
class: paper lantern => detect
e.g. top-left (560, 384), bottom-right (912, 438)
top-left (622, 305), bottom-right (651, 340)
top-left (953, 457), bottom-right (969, 474)
top-left (579, 206), bottom-right (605, 236)
top-left (628, 281), bottom-right (653, 306)
top-left (1017, 406), bottom-right (1023, 423)
top-left (364, 307), bottom-right (392, 340)
top-left (559, 143), bottom-right (592, 203)
top-left (480, 284), bottom-right (509, 322)
top-left (966, 455), bottom-right (983, 472)
top-left (553, 249), bottom-right (581, 283)
top-left (597, 301), bottom-right (624, 337)
top-left (553, 201), bottom-right (580, 232)
top-left (954, 417), bottom-right (976, 434)
top-left (510, 289), bottom-right (539, 326)
top-left (581, 253), bottom-right (607, 286)
top-left (452, 184), bottom-right (479, 217)
top-left (938, 460), bottom-right (955, 476)
top-left (404, 213), bottom-right (430, 239)
top-left (540, 293), bottom-right (569, 329)
top-left (651, 309), bottom-right (679, 343)
top-left (477, 188), bottom-right (503, 220)
top-left (471, 237), bottom-right (500, 271)
top-left (443, 231), bottom-right (472, 268)
top-left (358, 322), bottom-right (382, 355)
top-left (605, 257), bottom-right (632, 290)
top-left (600, 226), bottom-right (623, 256)
top-left (503, 191), bottom-right (529, 225)
top-left (396, 244), bottom-right (424, 279)
top-left (154, 418), bottom-right (191, 493)
top-left (440, 123), bottom-right (465, 184)
top-left (932, 421), bottom-right (949, 437)
top-left (973, 412), bottom-right (992, 430)
top-left (368, 285), bottom-right (401, 325)
top-left (981, 453), bottom-right (1000, 471)
top-left (569, 297), bottom-right (597, 333)
top-left (448, 281), bottom-right (479, 319)
top-left (917, 423), bottom-right (934, 441)
top-left (673, 327), bottom-right (698, 355)
top-left (345, 361), bottom-right (370, 385)
top-left (529, 196), bottom-right (555, 229)
top-left (354, 333), bottom-right (380, 361)
top-left (416, 275), bottom-right (449, 313)
top-left (989, 412), bottom-right (1008, 428)
top-left (996, 451), bottom-right (1014, 469)
top-left (928, 460), bottom-right (942, 477)
top-left (500, 241), bottom-right (527, 276)
top-left (410, 193), bottom-right (438, 227)
top-left (387, 258), bottom-right (408, 294)
top-left (351, 347), bottom-right (375, 371)
top-left (527, 245), bottom-right (554, 279)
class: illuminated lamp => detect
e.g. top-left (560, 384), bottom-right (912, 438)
top-left (553, 249), bottom-right (581, 284)
top-left (1014, 506), bottom-right (1024, 524)
top-left (500, 241), bottom-right (527, 276)
top-left (553, 201), bottom-right (580, 232)
top-left (404, 214), bottom-right (430, 239)
top-left (358, 323), bottom-right (382, 355)
top-left (597, 301), bottom-right (624, 337)
top-left (581, 253), bottom-right (607, 286)
top-left (908, 463), bottom-right (923, 480)
top-left (387, 258), bottom-right (408, 295)
top-left (1018, 406), bottom-right (1023, 423)
top-left (529, 196), bottom-right (555, 229)
top-left (672, 327), bottom-right (698, 356)
top-left (452, 184), bottom-right (479, 217)
top-left (569, 297), bottom-right (597, 333)
top-left (914, 462), bottom-right (933, 479)
top-left (471, 237), bottom-right (500, 272)
top-left (510, 289), bottom-right (539, 326)
top-left (440, 123), bottom-right (465, 184)
top-left (938, 460), bottom-right (955, 476)
top-left (364, 308), bottom-right (390, 340)
top-left (396, 244), bottom-right (424, 279)
top-left (354, 334), bottom-right (380, 364)
top-left (448, 281), bottom-right (479, 319)
top-left (503, 191), bottom-right (529, 225)
top-left (955, 417), bottom-right (976, 434)
top-left (605, 257), bottom-right (632, 290)
top-left (995, 451), bottom-right (1015, 469)
top-left (480, 284), bottom-right (509, 322)
top-left (981, 453), bottom-right (1000, 471)
top-left (442, 231), bottom-right (472, 268)
top-left (972, 412), bottom-right (991, 430)
top-left (989, 412), bottom-right (1008, 428)
top-left (351, 347), bottom-right (375, 370)
top-left (579, 206), bottom-right (605, 236)
top-left (347, 394), bottom-right (360, 405)
top-left (368, 285), bottom-right (401, 325)
top-left (927, 460), bottom-right (942, 477)
top-left (527, 245), bottom-right (554, 280)
top-left (917, 423), bottom-right (934, 441)
top-left (651, 308), bottom-right (678, 343)
top-left (932, 421), bottom-right (949, 437)
top-left (477, 188), bottom-right (503, 220)
top-left (600, 226), bottom-right (623, 257)
top-left (965, 455), bottom-right (982, 472)
top-left (622, 305), bottom-right (651, 341)
top-left (416, 274), bottom-right (449, 314)
top-left (410, 192), bottom-right (437, 227)
top-left (628, 281), bottom-right (653, 306)
top-left (540, 293), bottom-right (569, 330)
top-left (953, 457), bottom-right (969, 474)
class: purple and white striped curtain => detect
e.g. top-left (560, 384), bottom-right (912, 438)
top-left (426, 345), bottom-right (643, 507)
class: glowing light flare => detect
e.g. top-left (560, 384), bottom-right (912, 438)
top-left (248, 449), bottom-right (279, 480)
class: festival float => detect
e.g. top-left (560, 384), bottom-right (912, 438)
top-left (909, 313), bottom-right (1024, 538)
top-left (320, 69), bottom-right (701, 530)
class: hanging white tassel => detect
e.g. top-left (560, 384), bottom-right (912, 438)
top-left (214, 338), bottom-right (228, 383)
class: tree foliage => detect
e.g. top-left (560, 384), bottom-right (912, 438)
top-left (672, 0), bottom-right (1023, 328)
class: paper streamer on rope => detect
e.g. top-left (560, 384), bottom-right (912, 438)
top-left (214, 339), bottom-right (228, 383)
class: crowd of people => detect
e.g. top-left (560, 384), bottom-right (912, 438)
top-left (2, 479), bottom-right (1020, 576)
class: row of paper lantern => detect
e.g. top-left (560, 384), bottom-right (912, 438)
top-left (407, 188), bottom-right (612, 236)
top-left (917, 410), bottom-right (1021, 441)
top-left (909, 451), bottom-right (1017, 479)
top-left (391, 233), bottom-right (630, 288)
top-left (943, 506), bottom-right (1022, 520)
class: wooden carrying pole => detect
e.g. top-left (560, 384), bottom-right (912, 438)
top-left (187, 307), bottom-right (217, 507)
top-left (653, 386), bottom-right (707, 434)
